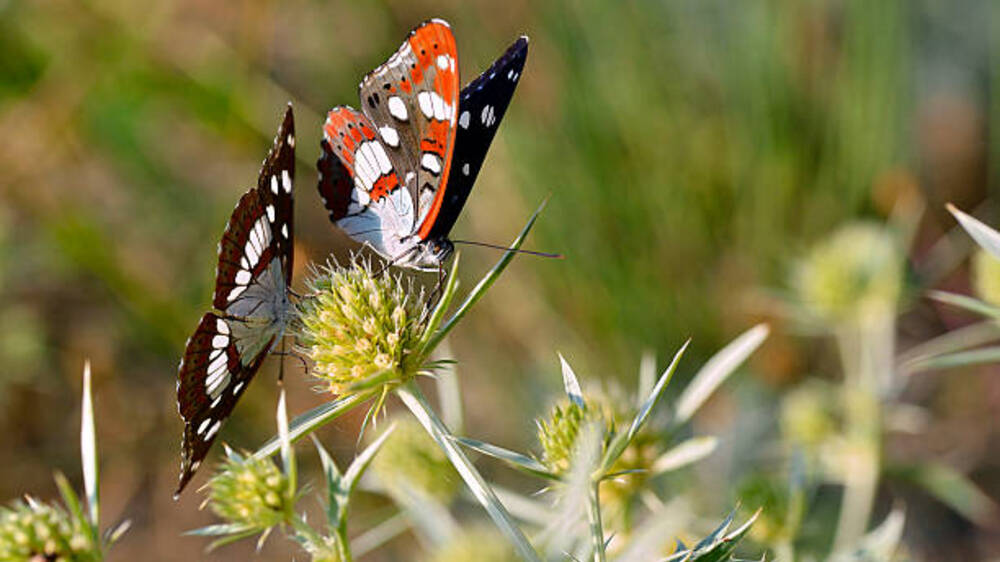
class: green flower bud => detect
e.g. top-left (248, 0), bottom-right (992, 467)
top-left (371, 418), bottom-right (458, 502)
top-left (781, 382), bottom-right (837, 448)
top-left (794, 222), bottom-right (902, 323)
top-left (0, 499), bottom-right (97, 561)
top-left (536, 399), bottom-right (612, 476)
top-left (297, 258), bottom-right (427, 396)
top-left (205, 453), bottom-right (293, 532)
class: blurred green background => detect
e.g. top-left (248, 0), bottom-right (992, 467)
top-left (0, 0), bottom-right (997, 559)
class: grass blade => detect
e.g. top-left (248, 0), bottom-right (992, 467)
top-left (602, 340), bottom-right (689, 472)
top-left (675, 324), bottom-right (768, 425)
top-left (651, 436), bottom-right (719, 475)
top-left (254, 391), bottom-right (371, 459)
top-left (947, 203), bottom-right (1000, 259)
top-left (558, 353), bottom-right (585, 408)
top-left (928, 290), bottom-right (1000, 319)
top-left (397, 381), bottom-right (541, 561)
top-left (80, 360), bottom-right (99, 528)
top-left (891, 462), bottom-right (996, 525)
top-left (423, 198), bottom-right (548, 352)
top-left (418, 253), bottom-right (462, 350)
top-left (455, 437), bottom-right (555, 479)
top-left (902, 346), bottom-right (1000, 373)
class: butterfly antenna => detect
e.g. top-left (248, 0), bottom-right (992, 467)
top-left (278, 338), bottom-right (286, 384)
top-left (451, 239), bottom-right (563, 259)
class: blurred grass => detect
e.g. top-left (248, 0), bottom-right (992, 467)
top-left (0, 0), bottom-right (996, 560)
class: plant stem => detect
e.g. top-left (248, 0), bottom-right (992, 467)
top-left (587, 481), bottom-right (606, 562)
top-left (396, 381), bottom-right (541, 562)
top-left (335, 518), bottom-right (353, 562)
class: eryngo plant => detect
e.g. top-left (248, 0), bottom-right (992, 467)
top-left (203, 202), bottom-right (770, 561)
top-left (0, 362), bottom-right (129, 562)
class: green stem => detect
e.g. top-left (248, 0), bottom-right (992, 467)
top-left (587, 482), bottom-right (606, 562)
top-left (334, 518), bottom-right (352, 562)
top-left (396, 381), bottom-right (541, 562)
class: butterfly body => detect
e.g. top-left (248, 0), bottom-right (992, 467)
top-left (318, 20), bottom-right (528, 270)
top-left (175, 105), bottom-right (295, 496)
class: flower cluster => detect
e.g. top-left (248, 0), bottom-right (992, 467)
top-left (536, 399), bottom-right (613, 475)
top-left (0, 499), bottom-right (96, 562)
top-left (297, 259), bottom-right (427, 395)
top-left (794, 222), bottom-right (902, 322)
top-left (206, 453), bottom-right (293, 532)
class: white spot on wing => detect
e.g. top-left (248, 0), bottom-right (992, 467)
top-left (462, 163), bottom-right (470, 176)
top-left (233, 381), bottom-right (245, 394)
top-left (197, 418), bottom-right (211, 435)
top-left (227, 285), bottom-right (247, 301)
top-left (417, 92), bottom-right (434, 118)
top-left (481, 105), bottom-right (496, 127)
top-left (388, 96), bottom-right (408, 121)
top-left (266, 204), bottom-right (275, 222)
top-left (270, 175), bottom-right (279, 194)
top-left (380, 126), bottom-right (399, 147)
top-left (287, 134), bottom-right (295, 147)
top-left (437, 54), bottom-right (449, 69)
top-left (459, 111), bottom-right (470, 129)
top-left (204, 420), bottom-right (222, 441)
top-left (212, 335), bottom-right (228, 349)
top-left (281, 224), bottom-right (289, 239)
top-left (235, 269), bottom-right (251, 285)
top-left (421, 153), bottom-right (441, 174)
top-left (215, 318), bottom-right (229, 335)
top-left (281, 170), bottom-right (292, 193)
top-left (372, 142), bottom-right (392, 174)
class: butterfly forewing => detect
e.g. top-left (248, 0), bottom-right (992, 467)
top-left (176, 312), bottom-right (269, 494)
top-left (357, 19), bottom-right (460, 239)
top-left (176, 105), bottom-right (295, 497)
top-left (258, 106), bottom-right (295, 285)
top-left (428, 36), bottom-right (528, 240)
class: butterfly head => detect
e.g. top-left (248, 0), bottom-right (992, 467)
top-left (397, 237), bottom-right (454, 271)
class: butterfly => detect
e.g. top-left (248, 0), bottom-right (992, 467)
top-left (317, 19), bottom-right (528, 271)
top-left (174, 104), bottom-right (295, 497)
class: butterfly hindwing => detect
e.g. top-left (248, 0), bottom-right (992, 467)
top-left (319, 107), bottom-right (414, 256)
top-left (428, 36), bottom-right (528, 240)
top-left (176, 105), bottom-right (295, 496)
top-left (357, 19), bottom-right (460, 239)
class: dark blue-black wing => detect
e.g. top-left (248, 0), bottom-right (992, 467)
top-left (426, 36), bottom-right (528, 240)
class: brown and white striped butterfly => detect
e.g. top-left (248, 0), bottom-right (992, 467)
top-left (174, 104), bottom-right (295, 497)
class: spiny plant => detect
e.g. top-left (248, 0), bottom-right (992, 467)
top-left (190, 204), bottom-right (769, 561)
top-left (0, 363), bottom-right (129, 562)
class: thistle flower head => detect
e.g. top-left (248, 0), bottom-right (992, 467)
top-left (297, 258), bottom-right (427, 396)
top-left (794, 222), bottom-right (902, 323)
top-left (781, 381), bottom-right (837, 448)
top-left (371, 418), bottom-right (458, 502)
top-left (426, 526), bottom-right (516, 562)
top-left (972, 249), bottom-right (1000, 306)
top-left (205, 452), bottom-right (294, 532)
top-left (536, 399), bottom-right (613, 475)
top-left (0, 498), bottom-right (97, 561)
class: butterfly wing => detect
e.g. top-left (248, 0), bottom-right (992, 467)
top-left (318, 107), bottom-right (414, 258)
top-left (356, 19), bottom-right (460, 240)
top-left (213, 105), bottom-right (295, 310)
top-left (175, 312), bottom-right (270, 495)
top-left (427, 36), bottom-right (528, 241)
top-left (176, 106), bottom-right (295, 496)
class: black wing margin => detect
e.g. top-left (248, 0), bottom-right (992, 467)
top-left (426, 36), bottom-right (529, 240)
